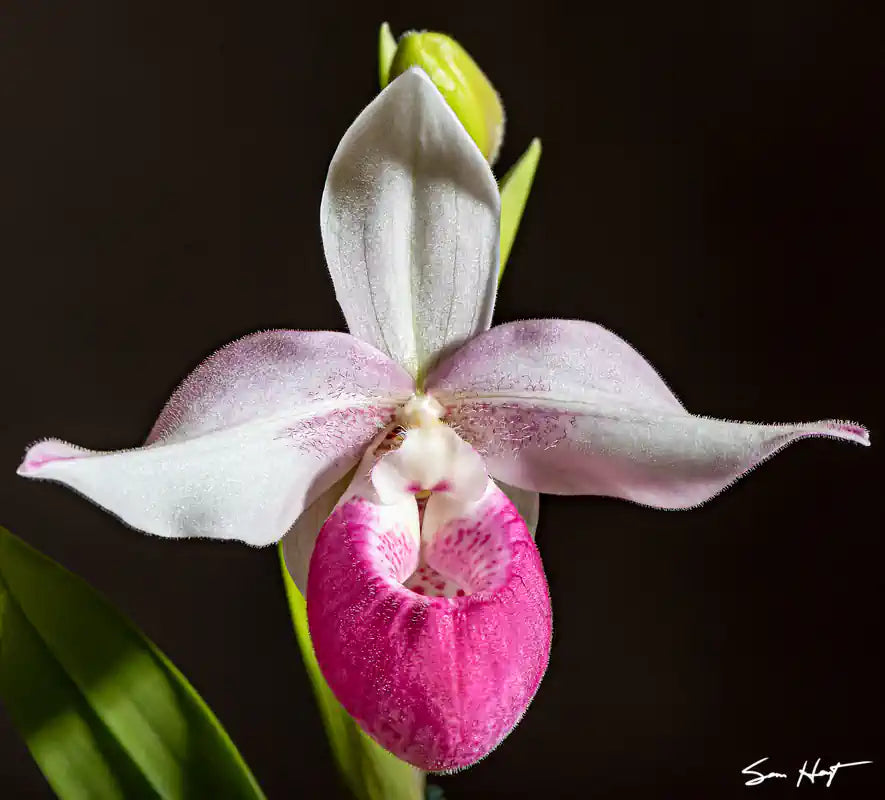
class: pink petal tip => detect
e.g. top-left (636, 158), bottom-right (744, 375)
top-left (17, 439), bottom-right (84, 476)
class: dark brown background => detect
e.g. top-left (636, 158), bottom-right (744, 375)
top-left (1, 2), bottom-right (882, 798)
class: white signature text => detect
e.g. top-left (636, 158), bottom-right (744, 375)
top-left (742, 757), bottom-right (872, 788)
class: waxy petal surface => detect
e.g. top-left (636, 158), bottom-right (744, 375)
top-left (307, 473), bottom-right (551, 771)
top-left (427, 320), bottom-right (869, 508)
top-left (321, 68), bottom-right (501, 379)
top-left (19, 331), bottom-right (413, 545)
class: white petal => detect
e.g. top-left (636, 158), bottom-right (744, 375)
top-left (427, 320), bottom-right (868, 509)
top-left (321, 68), bottom-right (501, 379)
top-left (19, 331), bottom-right (414, 545)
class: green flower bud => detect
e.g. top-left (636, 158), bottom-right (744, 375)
top-left (387, 30), bottom-right (505, 164)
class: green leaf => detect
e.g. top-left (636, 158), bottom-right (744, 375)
top-left (499, 138), bottom-right (542, 278)
top-left (278, 544), bottom-right (424, 800)
top-left (0, 526), bottom-right (265, 800)
top-left (378, 22), bottom-right (397, 88)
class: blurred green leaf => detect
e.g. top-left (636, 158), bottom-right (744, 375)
top-left (378, 23), bottom-right (397, 88)
top-left (499, 138), bottom-right (542, 278)
top-left (278, 545), bottom-right (423, 800)
top-left (389, 31), bottom-right (505, 164)
top-left (0, 526), bottom-right (265, 800)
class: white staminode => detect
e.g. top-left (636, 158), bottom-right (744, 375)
top-left (398, 394), bottom-right (445, 428)
top-left (373, 397), bottom-right (487, 506)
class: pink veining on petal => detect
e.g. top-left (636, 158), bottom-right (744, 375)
top-left (450, 401), bottom-right (577, 459)
top-left (307, 486), bottom-right (552, 772)
top-left (282, 405), bottom-right (399, 459)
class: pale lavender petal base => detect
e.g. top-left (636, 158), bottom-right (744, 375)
top-left (307, 484), bottom-right (552, 772)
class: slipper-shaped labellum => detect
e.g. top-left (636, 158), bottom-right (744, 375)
top-left (18, 68), bottom-right (868, 771)
top-left (309, 422), bottom-right (551, 771)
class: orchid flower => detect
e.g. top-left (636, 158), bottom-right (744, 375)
top-left (18, 68), bottom-right (868, 773)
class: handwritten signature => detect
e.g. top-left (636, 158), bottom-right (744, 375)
top-left (743, 757), bottom-right (873, 787)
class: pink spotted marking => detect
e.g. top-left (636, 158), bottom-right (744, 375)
top-left (403, 563), bottom-right (462, 598)
top-left (401, 497), bottom-right (527, 601)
